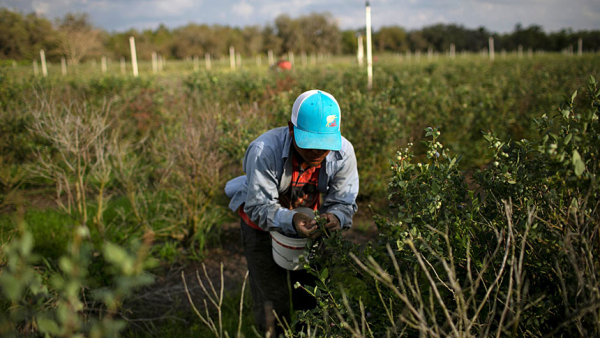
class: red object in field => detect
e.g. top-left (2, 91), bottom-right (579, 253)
top-left (277, 60), bottom-right (292, 70)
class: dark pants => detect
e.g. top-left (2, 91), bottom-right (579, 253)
top-left (240, 219), bottom-right (316, 335)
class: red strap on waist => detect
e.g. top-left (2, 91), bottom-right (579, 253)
top-left (238, 205), bottom-right (265, 231)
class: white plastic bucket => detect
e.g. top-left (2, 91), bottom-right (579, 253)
top-left (270, 207), bottom-right (313, 271)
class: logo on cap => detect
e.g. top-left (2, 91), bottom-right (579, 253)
top-left (326, 115), bottom-right (338, 127)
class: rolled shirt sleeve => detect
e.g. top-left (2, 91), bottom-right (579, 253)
top-left (320, 140), bottom-right (359, 229)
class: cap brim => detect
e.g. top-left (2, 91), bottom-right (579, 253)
top-left (294, 126), bottom-right (341, 151)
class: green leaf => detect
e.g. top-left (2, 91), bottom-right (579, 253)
top-left (572, 150), bottom-right (585, 176)
top-left (20, 231), bottom-right (33, 256)
top-left (104, 242), bottom-right (128, 265)
top-left (564, 133), bottom-right (572, 145)
top-left (37, 317), bottom-right (61, 335)
top-left (0, 274), bottom-right (23, 301)
top-left (431, 181), bottom-right (440, 194)
top-left (320, 268), bottom-right (329, 281)
top-left (449, 157), bottom-right (457, 169)
top-left (571, 90), bottom-right (578, 102)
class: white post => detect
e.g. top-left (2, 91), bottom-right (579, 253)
top-left (489, 37), bottom-right (495, 61)
top-left (357, 34), bottom-right (364, 66)
top-left (39, 50), bottom-right (48, 76)
top-left (33, 60), bottom-right (38, 76)
top-left (120, 57), bottom-right (126, 74)
top-left (229, 46), bottom-right (236, 70)
top-left (205, 53), bottom-right (211, 70)
top-left (129, 36), bottom-right (138, 77)
top-left (288, 51), bottom-right (294, 65)
top-left (578, 38), bottom-right (583, 56)
top-left (450, 44), bottom-right (456, 59)
top-left (101, 55), bottom-right (107, 73)
top-left (268, 49), bottom-right (274, 66)
top-left (61, 57), bottom-right (67, 75)
top-left (152, 52), bottom-right (158, 74)
top-left (365, 1), bottom-right (373, 90)
top-left (256, 54), bottom-right (262, 67)
top-left (518, 44), bottom-right (523, 58)
top-left (301, 51), bottom-right (307, 66)
top-left (236, 52), bottom-right (242, 68)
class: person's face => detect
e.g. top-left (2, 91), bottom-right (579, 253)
top-left (288, 122), bottom-right (330, 167)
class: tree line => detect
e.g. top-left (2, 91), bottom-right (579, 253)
top-left (1, 7), bottom-right (599, 64)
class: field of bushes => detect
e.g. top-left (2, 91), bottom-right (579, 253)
top-left (0, 53), bottom-right (599, 337)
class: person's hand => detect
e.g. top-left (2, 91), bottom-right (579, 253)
top-left (321, 213), bottom-right (341, 232)
top-left (293, 212), bottom-right (318, 239)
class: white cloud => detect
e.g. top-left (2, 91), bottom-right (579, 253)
top-left (153, 0), bottom-right (196, 16)
top-left (31, 1), bottom-right (49, 15)
top-left (233, 0), bottom-right (255, 18)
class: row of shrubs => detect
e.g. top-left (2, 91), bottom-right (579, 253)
top-left (296, 76), bottom-right (600, 337)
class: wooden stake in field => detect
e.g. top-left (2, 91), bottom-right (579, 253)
top-left (268, 49), bottom-right (274, 66)
top-left (205, 53), bottom-right (211, 70)
top-left (518, 44), bottom-right (523, 58)
top-left (101, 56), bottom-right (107, 73)
top-left (33, 60), bottom-right (38, 76)
top-left (365, 1), bottom-right (373, 90)
top-left (450, 44), bottom-right (456, 59)
top-left (129, 36), bottom-right (138, 77)
top-left (152, 52), bottom-right (158, 74)
top-left (60, 57), bottom-right (67, 76)
top-left (357, 34), bottom-right (364, 67)
top-left (120, 57), bottom-right (126, 74)
top-left (489, 37), bottom-right (495, 61)
top-left (40, 49), bottom-right (48, 77)
top-left (578, 38), bottom-right (583, 56)
top-left (230, 46), bottom-right (236, 70)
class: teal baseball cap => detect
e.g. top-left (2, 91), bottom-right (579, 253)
top-left (291, 90), bottom-right (342, 151)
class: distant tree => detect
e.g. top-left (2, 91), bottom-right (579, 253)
top-left (341, 29), bottom-right (360, 55)
top-left (275, 14), bottom-right (302, 54)
top-left (374, 26), bottom-right (407, 52)
top-left (0, 9), bottom-right (55, 60)
top-left (55, 13), bottom-right (103, 64)
top-left (510, 23), bottom-right (548, 50)
top-left (298, 12), bottom-right (341, 54)
top-left (407, 31), bottom-right (428, 51)
top-left (242, 26), bottom-right (264, 55)
top-left (262, 25), bottom-right (282, 56)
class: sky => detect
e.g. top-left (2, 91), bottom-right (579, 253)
top-left (2, 0), bottom-right (599, 33)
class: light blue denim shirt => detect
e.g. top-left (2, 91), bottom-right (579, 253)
top-left (225, 126), bottom-right (359, 236)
